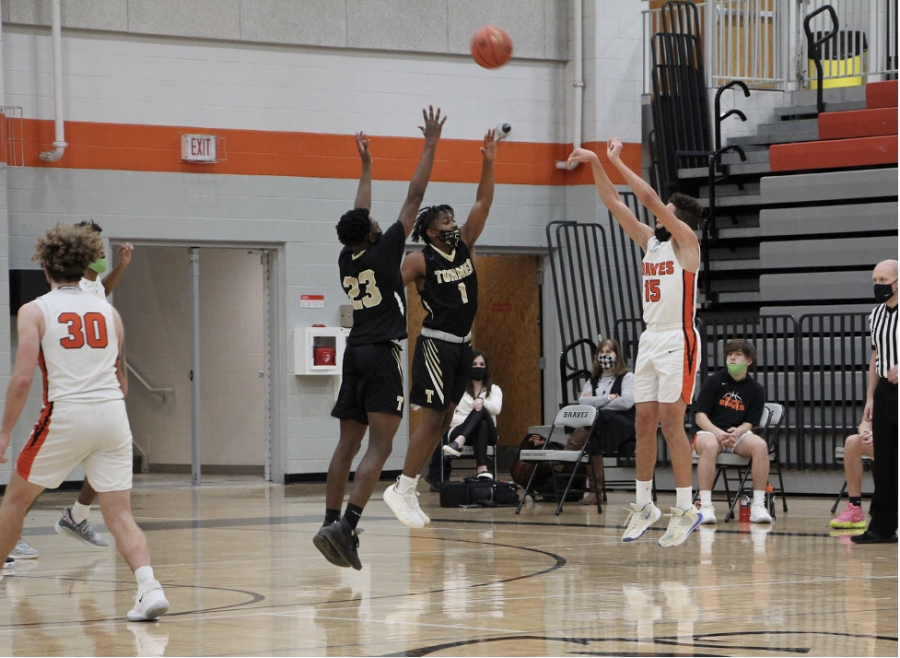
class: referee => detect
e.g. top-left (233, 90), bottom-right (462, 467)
top-left (853, 259), bottom-right (898, 544)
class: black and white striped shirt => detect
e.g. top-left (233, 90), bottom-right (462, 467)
top-left (869, 303), bottom-right (898, 379)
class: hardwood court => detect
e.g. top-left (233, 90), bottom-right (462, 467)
top-left (2, 478), bottom-right (897, 657)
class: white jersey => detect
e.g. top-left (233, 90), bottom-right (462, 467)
top-left (35, 287), bottom-right (123, 403)
top-left (79, 276), bottom-right (106, 300)
top-left (641, 237), bottom-right (698, 330)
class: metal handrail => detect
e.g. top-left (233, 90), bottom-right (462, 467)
top-left (714, 80), bottom-right (750, 153)
top-left (126, 363), bottom-right (174, 401)
top-left (803, 4), bottom-right (840, 114)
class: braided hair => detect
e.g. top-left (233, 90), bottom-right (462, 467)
top-left (411, 204), bottom-right (454, 243)
top-left (335, 208), bottom-right (372, 246)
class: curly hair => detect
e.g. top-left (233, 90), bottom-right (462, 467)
top-left (411, 204), bottom-right (454, 243)
top-left (33, 223), bottom-right (103, 282)
top-left (668, 192), bottom-right (703, 229)
top-left (75, 219), bottom-right (103, 234)
top-left (335, 208), bottom-right (372, 246)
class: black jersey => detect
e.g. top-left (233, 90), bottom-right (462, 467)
top-left (339, 220), bottom-right (407, 346)
top-left (692, 369), bottom-right (765, 433)
top-left (419, 240), bottom-right (478, 338)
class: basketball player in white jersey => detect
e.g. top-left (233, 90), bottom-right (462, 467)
top-left (568, 140), bottom-right (704, 548)
top-left (0, 223), bottom-right (168, 621)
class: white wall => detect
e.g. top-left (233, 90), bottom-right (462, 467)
top-left (0, 1), bottom-right (646, 482)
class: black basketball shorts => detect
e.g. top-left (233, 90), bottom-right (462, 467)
top-left (331, 342), bottom-right (405, 424)
top-left (409, 334), bottom-right (473, 410)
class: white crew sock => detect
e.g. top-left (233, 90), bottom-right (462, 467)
top-left (397, 474), bottom-right (419, 494)
top-left (675, 486), bottom-right (693, 511)
top-left (71, 502), bottom-right (92, 524)
top-left (753, 490), bottom-right (766, 507)
top-left (699, 490), bottom-right (712, 506)
top-left (635, 480), bottom-right (653, 507)
top-left (134, 566), bottom-right (155, 587)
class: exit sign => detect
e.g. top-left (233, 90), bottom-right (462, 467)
top-left (181, 134), bottom-right (217, 163)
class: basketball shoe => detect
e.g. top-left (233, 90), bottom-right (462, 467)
top-left (127, 580), bottom-right (169, 622)
top-left (55, 508), bottom-right (110, 548)
top-left (622, 502), bottom-right (662, 542)
top-left (658, 507), bottom-right (703, 548)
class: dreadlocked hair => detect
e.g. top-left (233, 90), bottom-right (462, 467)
top-left (33, 223), bottom-right (103, 283)
top-left (411, 204), bottom-right (454, 243)
top-left (75, 219), bottom-right (103, 234)
top-left (668, 192), bottom-right (703, 229)
top-left (335, 208), bottom-right (372, 246)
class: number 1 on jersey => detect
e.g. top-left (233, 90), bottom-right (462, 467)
top-left (458, 282), bottom-right (468, 304)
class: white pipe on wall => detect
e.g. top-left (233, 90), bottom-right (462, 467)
top-left (39, 0), bottom-right (67, 162)
top-left (556, 0), bottom-right (584, 170)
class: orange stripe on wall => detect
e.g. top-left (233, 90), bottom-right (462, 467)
top-left (22, 119), bottom-right (641, 186)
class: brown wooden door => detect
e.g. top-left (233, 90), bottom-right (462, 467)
top-left (406, 254), bottom-right (543, 448)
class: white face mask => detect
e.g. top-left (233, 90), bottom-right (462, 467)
top-left (598, 353), bottom-right (615, 370)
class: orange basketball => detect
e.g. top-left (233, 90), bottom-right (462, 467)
top-left (470, 25), bottom-right (513, 69)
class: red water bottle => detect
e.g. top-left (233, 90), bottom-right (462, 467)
top-left (739, 495), bottom-right (751, 522)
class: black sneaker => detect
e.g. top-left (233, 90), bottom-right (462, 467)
top-left (850, 530), bottom-right (899, 544)
top-left (4, 556), bottom-right (13, 568)
top-left (321, 518), bottom-right (362, 570)
top-left (313, 524), bottom-right (351, 567)
top-left (442, 441), bottom-right (462, 457)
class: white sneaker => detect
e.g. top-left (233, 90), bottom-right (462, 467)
top-left (622, 502), bottom-right (662, 542)
top-left (698, 504), bottom-right (717, 524)
top-left (658, 507), bottom-right (703, 548)
top-left (127, 580), bottom-right (169, 621)
top-left (750, 504), bottom-right (773, 523)
top-left (383, 481), bottom-right (425, 529)
top-left (10, 538), bottom-right (39, 559)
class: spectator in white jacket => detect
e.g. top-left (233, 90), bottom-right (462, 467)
top-left (441, 351), bottom-right (503, 479)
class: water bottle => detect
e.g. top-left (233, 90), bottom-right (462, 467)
top-left (766, 483), bottom-right (775, 518)
top-left (739, 495), bottom-right (751, 522)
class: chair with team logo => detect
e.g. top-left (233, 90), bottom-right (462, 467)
top-left (514, 404), bottom-right (599, 516)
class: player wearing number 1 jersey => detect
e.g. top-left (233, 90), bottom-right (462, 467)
top-left (568, 139), bottom-right (704, 548)
top-left (0, 223), bottom-right (168, 621)
top-left (313, 107), bottom-right (445, 570)
top-left (382, 128), bottom-right (498, 529)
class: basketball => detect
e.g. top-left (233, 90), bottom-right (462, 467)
top-left (470, 25), bottom-right (513, 69)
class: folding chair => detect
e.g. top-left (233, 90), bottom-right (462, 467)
top-left (514, 404), bottom-right (599, 515)
top-left (694, 402), bottom-right (788, 522)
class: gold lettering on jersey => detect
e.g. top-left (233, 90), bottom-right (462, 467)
top-left (434, 259), bottom-right (474, 284)
top-left (396, 396), bottom-right (404, 412)
top-left (425, 390), bottom-right (434, 403)
top-left (642, 261), bottom-right (675, 276)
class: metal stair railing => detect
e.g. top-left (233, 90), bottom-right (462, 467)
top-left (803, 4), bottom-right (840, 115)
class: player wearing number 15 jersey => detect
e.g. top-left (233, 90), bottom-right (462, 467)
top-left (568, 139), bottom-right (704, 549)
top-left (382, 127), bottom-right (498, 530)
top-left (314, 107), bottom-right (445, 571)
top-left (0, 223), bottom-right (168, 622)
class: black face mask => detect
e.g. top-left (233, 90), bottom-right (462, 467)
top-left (470, 366), bottom-right (486, 381)
top-left (874, 279), bottom-right (897, 303)
top-left (654, 226), bottom-right (671, 242)
top-left (438, 228), bottom-right (461, 249)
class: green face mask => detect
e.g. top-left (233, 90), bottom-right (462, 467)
top-left (727, 362), bottom-right (748, 377)
top-left (88, 258), bottom-right (108, 274)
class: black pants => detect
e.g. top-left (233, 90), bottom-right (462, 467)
top-left (869, 378), bottom-right (898, 536)
top-left (427, 408), bottom-right (497, 481)
top-left (588, 409), bottom-right (636, 457)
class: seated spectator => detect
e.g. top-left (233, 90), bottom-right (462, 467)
top-left (693, 339), bottom-right (772, 524)
top-left (425, 351), bottom-right (502, 488)
top-left (577, 339), bottom-right (636, 506)
top-left (830, 419), bottom-right (873, 529)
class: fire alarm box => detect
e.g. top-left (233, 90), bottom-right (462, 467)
top-left (294, 327), bottom-right (347, 375)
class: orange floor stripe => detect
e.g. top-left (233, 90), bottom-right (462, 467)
top-left (21, 119), bottom-right (641, 187)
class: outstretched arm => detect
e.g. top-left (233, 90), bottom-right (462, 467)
top-left (352, 131), bottom-right (372, 211)
top-left (606, 138), bottom-right (699, 258)
top-left (568, 147), bottom-right (652, 250)
top-left (101, 243), bottom-right (134, 296)
top-left (459, 129), bottom-right (497, 249)
top-left (398, 106), bottom-right (446, 237)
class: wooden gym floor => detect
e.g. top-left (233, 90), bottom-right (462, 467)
top-left (2, 478), bottom-right (897, 657)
